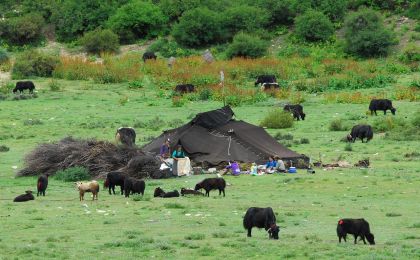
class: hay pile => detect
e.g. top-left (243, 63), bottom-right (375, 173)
top-left (18, 137), bottom-right (160, 179)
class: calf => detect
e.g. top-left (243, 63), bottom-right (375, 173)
top-left (255, 75), bottom-right (276, 87)
top-left (37, 174), bottom-right (49, 196)
top-left (124, 177), bottom-right (145, 197)
top-left (181, 188), bottom-right (204, 196)
top-left (13, 81), bottom-right (35, 94)
top-left (76, 181), bottom-right (99, 201)
top-left (174, 84), bottom-right (195, 94)
top-left (243, 207), bottom-right (279, 239)
top-left (369, 99), bottom-right (396, 116)
top-left (347, 125), bottom-right (373, 143)
top-left (154, 187), bottom-right (180, 198)
top-left (115, 127), bottom-right (136, 146)
top-left (104, 171), bottom-right (125, 195)
top-left (284, 104), bottom-right (306, 121)
top-left (337, 218), bottom-right (375, 245)
top-left (13, 190), bottom-right (35, 202)
top-left (194, 178), bottom-right (226, 197)
top-left (142, 51), bottom-right (157, 62)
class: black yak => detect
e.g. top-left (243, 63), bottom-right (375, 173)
top-left (181, 188), bottom-right (204, 196)
top-left (124, 177), bottom-right (145, 197)
top-left (13, 81), bottom-right (35, 94)
top-left (347, 125), bottom-right (373, 143)
top-left (115, 127), bottom-right (136, 146)
top-left (284, 104), bottom-right (306, 121)
top-left (255, 75), bottom-right (276, 87)
top-left (142, 51), bottom-right (157, 62)
top-left (13, 190), bottom-right (35, 202)
top-left (174, 84), bottom-right (195, 94)
top-left (243, 207), bottom-right (280, 239)
top-left (194, 178), bottom-right (226, 197)
top-left (369, 99), bottom-right (396, 116)
top-left (104, 171), bottom-right (125, 195)
top-left (37, 174), bottom-right (49, 196)
top-left (154, 187), bottom-right (180, 198)
top-left (261, 83), bottom-right (280, 91)
top-left (337, 218), bottom-right (375, 245)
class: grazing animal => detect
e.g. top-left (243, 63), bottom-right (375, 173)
top-left (13, 190), bottom-right (35, 202)
top-left (194, 178), bottom-right (226, 197)
top-left (115, 127), bottom-right (136, 146)
top-left (243, 207), bottom-right (280, 239)
top-left (255, 75), bottom-right (276, 87)
top-left (142, 51), bottom-right (157, 62)
top-left (369, 99), bottom-right (396, 116)
top-left (104, 171), bottom-right (125, 195)
top-left (76, 181), bottom-right (99, 201)
top-left (37, 174), bottom-right (49, 196)
top-left (337, 218), bottom-right (375, 245)
top-left (284, 104), bottom-right (306, 121)
top-left (123, 177), bottom-right (145, 197)
top-left (13, 81), bottom-right (35, 94)
top-left (261, 83), bottom-right (280, 91)
top-left (154, 187), bottom-right (180, 198)
top-left (181, 188), bottom-right (204, 196)
top-left (174, 84), bottom-right (195, 94)
top-left (347, 125), bottom-right (373, 143)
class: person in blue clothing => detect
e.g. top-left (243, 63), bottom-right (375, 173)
top-left (265, 156), bottom-right (277, 174)
top-left (172, 145), bottom-right (186, 160)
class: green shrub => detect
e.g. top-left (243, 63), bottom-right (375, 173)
top-left (128, 80), bottom-right (144, 89)
top-left (260, 109), bottom-right (294, 129)
top-left (0, 48), bottom-right (9, 64)
top-left (23, 119), bottom-right (43, 126)
top-left (329, 119), bottom-right (347, 131)
top-left (295, 10), bottom-right (334, 42)
top-left (12, 50), bottom-right (59, 79)
top-left (0, 145), bottom-right (10, 152)
top-left (0, 13), bottom-right (45, 45)
top-left (256, 0), bottom-right (296, 26)
top-left (198, 88), bottom-right (212, 101)
top-left (405, 0), bottom-right (420, 20)
top-left (399, 44), bottom-right (420, 63)
top-left (225, 95), bottom-right (242, 107)
top-left (226, 33), bottom-right (268, 59)
top-left (373, 116), bottom-right (406, 132)
top-left (316, 0), bottom-right (347, 22)
top-left (0, 82), bottom-right (14, 94)
top-left (80, 29), bottom-right (119, 54)
top-left (221, 6), bottom-right (269, 37)
top-left (55, 166), bottom-right (90, 182)
top-left (300, 138), bottom-right (310, 144)
top-left (344, 143), bottom-right (353, 151)
top-left (108, 1), bottom-right (168, 43)
top-left (148, 38), bottom-right (194, 58)
top-left (172, 7), bottom-right (223, 47)
top-left (274, 132), bottom-right (294, 140)
top-left (48, 79), bottom-right (60, 91)
top-left (344, 8), bottom-right (395, 57)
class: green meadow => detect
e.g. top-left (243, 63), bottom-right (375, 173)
top-left (0, 76), bottom-right (419, 259)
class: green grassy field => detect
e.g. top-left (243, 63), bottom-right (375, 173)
top-left (0, 77), bottom-right (419, 259)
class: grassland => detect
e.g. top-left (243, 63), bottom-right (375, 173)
top-left (0, 75), bottom-right (419, 259)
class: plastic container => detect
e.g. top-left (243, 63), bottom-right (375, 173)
top-left (288, 167), bottom-right (297, 173)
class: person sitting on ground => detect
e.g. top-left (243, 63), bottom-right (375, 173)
top-left (160, 139), bottom-right (171, 160)
top-left (172, 145), bottom-right (186, 160)
top-left (265, 156), bottom-right (277, 174)
top-left (172, 145), bottom-right (191, 176)
top-left (224, 160), bottom-right (241, 176)
top-left (274, 156), bottom-right (286, 173)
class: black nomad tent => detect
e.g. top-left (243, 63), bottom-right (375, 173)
top-left (142, 106), bottom-right (309, 166)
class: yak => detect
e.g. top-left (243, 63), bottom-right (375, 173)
top-left (115, 127), bottom-right (136, 146)
top-left (337, 218), bottom-right (375, 245)
top-left (181, 188), bottom-right (204, 196)
top-left (123, 177), bottom-right (145, 197)
top-left (37, 174), bottom-right (49, 196)
top-left (13, 81), bottom-right (35, 94)
top-left (284, 104), bottom-right (306, 121)
top-left (104, 171), bottom-right (125, 195)
top-left (154, 187), bottom-right (180, 198)
top-left (255, 75), bottom-right (276, 87)
top-left (142, 51), bottom-right (157, 62)
top-left (13, 190), bottom-right (35, 202)
top-left (243, 207), bottom-right (280, 239)
top-left (347, 125), bottom-right (373, 143)
top-left (194, 178), bottom-right (226, 197)
top-left (174, 84), bottom-right (195, 94)
top-left (369, 99), bottom-right (396, 116)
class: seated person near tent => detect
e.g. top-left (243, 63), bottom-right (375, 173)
top-left (172, 145), bottom-right (191, 176)
top-left (265, 156), bottom-right (277, 174)
top-left (274, 156), bottom-right (286, 173)
top-left (223, 160), bottom-right (241, 176)
top-left (160, 139), bottom-right (171, 160)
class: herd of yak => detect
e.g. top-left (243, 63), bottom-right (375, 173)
top-left (10, 63), bottom-right (396, 245)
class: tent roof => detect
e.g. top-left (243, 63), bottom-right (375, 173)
top-left (142, 106), bottom-right (308, 165)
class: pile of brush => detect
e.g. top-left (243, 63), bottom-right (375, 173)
top-left (17, 137), bottom-right (160, 179)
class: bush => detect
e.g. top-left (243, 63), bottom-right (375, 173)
top-left (12, 50), bottom-right (59, 79)
top-left (260, 109), bottom-right (294, 129)
top-left (198, 88), bottom-right (212, 101)
top-left (373, 116), bottom-right (406, 132)
top-left (344, 143), bottom-right (353, 151)
top-left (80, 29), bottom-right (119, 54)
top-left (55, 166), bottom-right (90, 182)
top-left (316, 0), bottom-right (347, 22)
top-left (295, 10), bottom-right (334, 42)
top-left (0, 13), bottom-right (45, 45)
top-left (226, 33), bottom-right (268, 59)
top-left (0, 48), bottom-right (9, 64)
top-left (147, 38), bottom-right (194, 58)
top-left (256, 0), bottom-right (296, 26)
top-left (329, 119), bottom-right (347, 131)
top-left (399, 44), bottom-right (420, 63)
top-left (344, 8), bottom-right (395, 57)
top-left (48, 79), bottom-right (60, 91)
top-left (300, 138), bottom-right (310, 144)
top-left (0, 82), bottom-right (14, 94)
top-left (225, 95), bottom-right (242, 107)
top-left (221, 6), bottom-right (269, 37)
top-left (172, 7), bottom-right (223, 48)
top-left (108, 1), bottom-right (168, 43)
top-left (0, 145), bottom-right (10, 152)
top-left (274, 132), bottom-right (294, 140)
